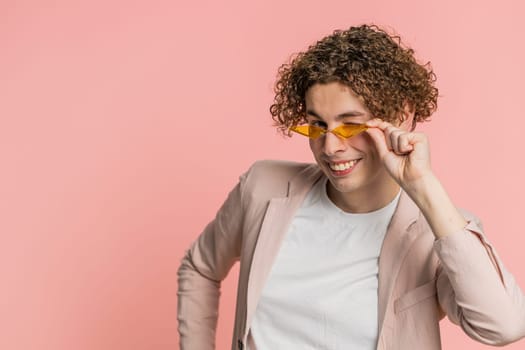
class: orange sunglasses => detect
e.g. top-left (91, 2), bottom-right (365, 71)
top-left (290, 124), bottom-right (368, 139)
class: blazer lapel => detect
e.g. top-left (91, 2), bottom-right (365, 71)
top-left (244, 164), bottom-right (323, 336)
top-left (377, 191), bottom-right (420, 337)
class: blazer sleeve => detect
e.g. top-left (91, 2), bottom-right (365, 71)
top-left (177, 171), bottom-right (248, 350)
top-left (434, 217), bottom-right (525, 346)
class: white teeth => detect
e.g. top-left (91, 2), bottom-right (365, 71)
top-left (329, 160), bottom-right (357, 171)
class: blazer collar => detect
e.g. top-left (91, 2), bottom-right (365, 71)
top-left (287, 163), bottom-right (324, 197)
top-left (244, 164), bottom-right (323, 336)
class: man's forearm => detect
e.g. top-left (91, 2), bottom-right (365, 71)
top-left (404, 173), bottom-right (467, 239)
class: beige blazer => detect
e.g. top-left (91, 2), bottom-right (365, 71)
top-left (177, 160), bottom-right (524, 350)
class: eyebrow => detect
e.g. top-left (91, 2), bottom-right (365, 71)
top-left (306, 109), bottom-right (365, 120)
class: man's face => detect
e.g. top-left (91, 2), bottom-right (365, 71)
top-left (305, 82), bottom-right (395, 211)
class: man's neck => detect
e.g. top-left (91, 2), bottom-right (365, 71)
top-left (326, 178), bottom-right (400, 214)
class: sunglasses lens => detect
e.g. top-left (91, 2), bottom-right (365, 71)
top-left (308, 125), bottom-right (323, 139)
top-left (333, 124), bottom-right (368, 138)
top-left (290, 125), bottom-right (324, 139)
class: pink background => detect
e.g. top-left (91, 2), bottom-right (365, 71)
top-left (1, 0), bottom-right (524, 349)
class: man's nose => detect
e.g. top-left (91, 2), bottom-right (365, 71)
top-left (322, 131), bottom-right (346, 156)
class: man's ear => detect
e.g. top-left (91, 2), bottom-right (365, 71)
top-left (399, 102), bottom-right (416, 131)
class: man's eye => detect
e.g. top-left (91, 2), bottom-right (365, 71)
top-left (309, 121), bottom-right (327, 128)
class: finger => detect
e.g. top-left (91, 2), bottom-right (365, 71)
top-left (398, 133), bottom-right (414, 153)
top-left (405, 132), bottom-right (429, 157)
top-left (380, 123), bottom-right (398, 151)
top-left (365, 118), bottom-right (382, 127)
top-left (388, 128), bottom-right (405, 154)
top-left (366, 118), bottom-right (395, 131)
top-left (411, 132), bottom-right (429, 151)
top-left (365, 127), bottom-right (390, 158)
top-left (367, 118), bottom-right (411, 154)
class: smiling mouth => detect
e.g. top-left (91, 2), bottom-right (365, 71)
top-left (328, 159), bottom-right (360, 171)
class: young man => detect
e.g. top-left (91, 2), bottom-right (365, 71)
top-left (177, 25), bottom-right (525, 350)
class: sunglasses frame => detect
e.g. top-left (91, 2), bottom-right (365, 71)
top-left (290, 123), bottom-right (368, 140)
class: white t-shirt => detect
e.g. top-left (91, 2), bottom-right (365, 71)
top-left (248, 177), bottom-right (400, 350)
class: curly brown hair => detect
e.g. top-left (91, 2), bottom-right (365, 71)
top-left (270, 24), bottom-right (438, 134)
